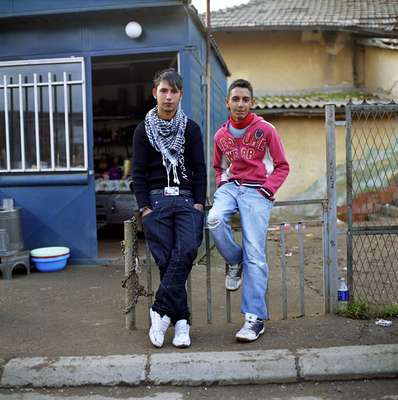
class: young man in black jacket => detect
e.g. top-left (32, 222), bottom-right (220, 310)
top-left (132, 68), bottom-right (206, 348)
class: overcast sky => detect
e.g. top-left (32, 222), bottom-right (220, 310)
top-left (191, 0), bottom-right (250, 13)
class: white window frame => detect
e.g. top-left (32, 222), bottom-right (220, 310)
top-left (0, 57), bottom-right (88, 173)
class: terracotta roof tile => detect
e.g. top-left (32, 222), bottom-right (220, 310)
top-left (209, 0), bottom-right (398, 34)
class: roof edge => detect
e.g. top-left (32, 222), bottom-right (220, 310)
top-left (0, 1), bottom-right (185, 20)
top-left (211, 25), bottom-right (398, 38)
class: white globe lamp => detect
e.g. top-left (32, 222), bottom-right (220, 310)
top-left (125, 21), bottom-right (143, 39)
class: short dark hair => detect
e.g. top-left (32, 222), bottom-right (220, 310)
top-left (227, 79), bottom-right (253, 99)
top-left (153, 68), bottom-right (183, 91)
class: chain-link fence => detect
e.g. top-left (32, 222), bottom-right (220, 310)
top-left (346, 103), bottom-right (398, 306)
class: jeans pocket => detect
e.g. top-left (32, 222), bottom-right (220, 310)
top-left (142, 211), bottom-right (154, 235)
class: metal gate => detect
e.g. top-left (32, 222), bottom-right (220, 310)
top-left (345, 103), bottom-right (398, 306)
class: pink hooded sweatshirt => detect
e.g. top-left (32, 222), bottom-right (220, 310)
top-left (213, 113), bottom-right (289, 199)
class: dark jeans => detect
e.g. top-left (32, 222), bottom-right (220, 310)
top-left (142, 192), bottom-right (204, 324)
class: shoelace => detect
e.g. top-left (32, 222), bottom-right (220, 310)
top-left (153, 317), bottom-right (169, 335)
top-left (176, 325), bottom-right (189, 335)
top-left (244, 320), bottom-right (255, 330)
top-left (228, 264), bottom-right (241, 277)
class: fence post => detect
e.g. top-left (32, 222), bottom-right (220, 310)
top-left (325, 104), bottom-right (338, 313)
top-left (124, 219), bottom-right (135, 330)
top-left (345, 105), bottom-right (353, 296)
top-left (322, 201), bottom-right (330, 314)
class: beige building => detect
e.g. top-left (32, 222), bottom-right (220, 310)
top-left (207, 1), bottom-right (398, 208)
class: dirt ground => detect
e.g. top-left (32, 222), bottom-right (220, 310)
top-left (2, 222), bottom-right (397, 361)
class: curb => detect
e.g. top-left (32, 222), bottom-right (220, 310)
top-left (149, 350), bottom-right (297, 385)
top-left (0, 345), bottom-right (397, 388)
top-left (298, 344), bottom-right (398, 380)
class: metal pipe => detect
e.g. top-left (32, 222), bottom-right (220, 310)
top-left (226, 289), bottom-right (231, 323)
top-left (205, 225), bottom-right (212, 323)
top-left (33, 73), bottom-right (40, 171)
top-left (205, 0), bottom-right (212, 198)
top-left (47, 72), bottom-right (55, 169)
top-left (18, 74), bottom-right (26, 170)
top-left (3, 75), bottom-right (10, 171)
top-left (265, 238), bottom-right (270, 320)
top-left (63, 72), bottom-right (70, 170)
top-left (297, 222), bottom-right (305, 316)
top-left (274, 199), bottom-right (327, 207)
top-left (280, 223), bottom-right (288, 319)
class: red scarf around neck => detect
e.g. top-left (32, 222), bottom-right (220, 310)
top-left (229, 112), bottom-right (255, 129)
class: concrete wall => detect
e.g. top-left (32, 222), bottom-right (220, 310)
top-left (363, 46), bottom-right (398, 99)
top-left (264, 115), bottom-right (346, 201)
top-left (213, 31), bottom-right (354, 93)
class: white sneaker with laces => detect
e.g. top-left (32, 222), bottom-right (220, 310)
top-left (235, 313), bottom-right (265, 342)
top-left (149, 308), bottom-right (170, 348)
top-left (172, 319), bottom-right (191, 348)
top-left (225, 262), bottom-right (243, 291)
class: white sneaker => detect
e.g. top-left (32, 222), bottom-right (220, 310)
top-left (149, 308), bottom-right (170, 348)
top-left (225, 262), bottom-right (243, 291)
top-left (172, 319), bottom-right (191, 348)
top-left (235, 313), bottom-right (265, 342)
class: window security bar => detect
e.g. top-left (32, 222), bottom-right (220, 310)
top-left (0, 57), bottom-right (87, 173)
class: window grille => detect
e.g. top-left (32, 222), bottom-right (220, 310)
top-left (0, 57), bottom-right (87, 173)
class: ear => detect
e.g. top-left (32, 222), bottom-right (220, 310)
top-left (225, 97), bottom-right (230, 109)
top-left (152, 87), bottom-right (157, 99)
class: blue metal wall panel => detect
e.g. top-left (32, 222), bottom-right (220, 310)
top-left (184, 15), bottom-right (205, 132)
top-left (1, 0), bottom-right (182, 18)
top-left (0, 9), bottom-right (186, 59)
top-left (189, 50), bottom-right (206, 132)
top-left (0, 185), bottom-right (97, 259)
top-left (0, 1), bottom-right (12, 14)
top-left (211, 53), bottom-right (228, 135)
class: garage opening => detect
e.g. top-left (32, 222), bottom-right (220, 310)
top-left (92, 52), bottom-right (178, 259)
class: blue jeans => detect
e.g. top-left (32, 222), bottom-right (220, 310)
top-left (142, 193), bottom-right (204, 324)
top-left (207, 182), bottom-right (273, 320)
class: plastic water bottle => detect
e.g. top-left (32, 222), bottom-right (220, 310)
top-left (338, 277), bottom-right (349, 310)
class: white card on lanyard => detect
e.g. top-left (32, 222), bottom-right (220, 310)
top-left (164, 187), bottom-right (179, 196)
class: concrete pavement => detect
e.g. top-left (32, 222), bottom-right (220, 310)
top-left (1, 344), bottom-right (397, 388)
top-left (1, 253), bottom-right (397, 389)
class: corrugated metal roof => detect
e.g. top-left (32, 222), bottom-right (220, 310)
top-left (209, 0), bottom-right (398, 35)
top-left (254, 91), bottom-right (392, 110)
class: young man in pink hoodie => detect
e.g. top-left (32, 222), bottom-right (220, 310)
top-left (208, 79), bottom-right (289, 342)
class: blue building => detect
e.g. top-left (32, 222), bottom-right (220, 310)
top-left (0, 0), bottom-right (229, 262)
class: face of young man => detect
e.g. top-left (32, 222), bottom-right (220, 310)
top-left (153, 80), bottom-right (183, 120)
top-left (226, 87), bottom-right (254, 121)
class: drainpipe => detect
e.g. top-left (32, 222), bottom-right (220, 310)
top-left (206, 0), bottom-right (211, 202)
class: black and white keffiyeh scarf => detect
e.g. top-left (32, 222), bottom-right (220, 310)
top-left (144, 106), bottom-right (188, 186)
